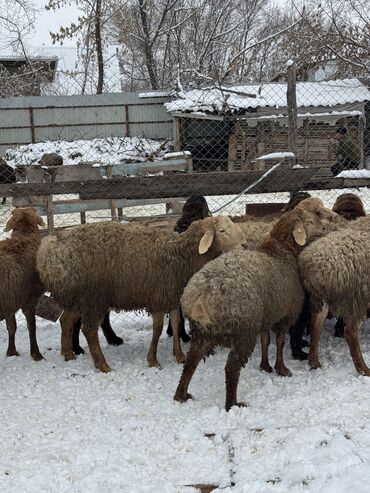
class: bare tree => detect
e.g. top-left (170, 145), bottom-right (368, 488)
top-left (46, 0), bottom-right (114, 94)
top-left (289, 0), bottom-right (370, 78)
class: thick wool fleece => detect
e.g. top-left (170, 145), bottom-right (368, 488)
top-left (181, 244), bottom-right (304, 357)
top-left (0, 209), bottom-right (44, 320)
top-left (37, 217), bottom-right (243, 325)
top-left (299, 229), bottom-right (370, 324)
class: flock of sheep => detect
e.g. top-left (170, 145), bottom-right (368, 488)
top-left (0, 190), bottom-right (369, 411)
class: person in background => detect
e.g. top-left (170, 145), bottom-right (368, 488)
top-left (330, 126), bottom-right (361, 176)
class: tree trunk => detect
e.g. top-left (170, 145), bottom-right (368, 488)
top-left (138, 0), bottom-right (158, 90)
top-left (95, 0), bottom-right (104, 94)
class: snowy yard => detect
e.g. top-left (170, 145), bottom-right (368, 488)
top-left (1, 312), bottom-right (370, 493)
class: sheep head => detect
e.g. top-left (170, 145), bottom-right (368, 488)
top-left (4, 207), bottom-right (45, 234)
top-left (332, 193), bottom-right (366, 220)
top-left (269, 203), bottom-right (337, 255)
top-left (198, 216), bottom-right (245, 254)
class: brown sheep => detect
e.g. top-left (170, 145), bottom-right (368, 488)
top-left (0, 208), bottom-right (46, 360)
top-left (174, 199), bottom-right (337, 411)
top-left (36, 216), bottom-right (245, 372)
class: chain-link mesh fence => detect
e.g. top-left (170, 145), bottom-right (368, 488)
top-left (1, 74), bottom-right (369, 358)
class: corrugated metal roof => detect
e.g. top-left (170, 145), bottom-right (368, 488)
top-left (165, 79), bottom-right (370, 115)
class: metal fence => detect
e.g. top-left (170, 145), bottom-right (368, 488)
top-left (1, 72), bottom-right (370, 358)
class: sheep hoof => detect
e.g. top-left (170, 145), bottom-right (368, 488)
top-left (358, 367), bottom-right (370, 377)
top-left (147, 359), bottom-right (162, 369)
top-left (32, 352), bottom-right (44, 362)
top-left (73, 346), bottom-right (85, 355)
top-left (6, 349), bottom-right (20, 357)
top-left (226, 401), bottom-right (247, 412)
top-left (106, 336), bottom-right (124, 346)
top-left (275, 366), bottom-right (291, 377)
top-left (309, 360), bottom-right (321, 370)
top-left (63, 352), bottom-right (76, 362)
top-left (174, 392), bottom-right (192, 403)
top-left (175, 353), bottom-right (187, 364)
top-left (95, 362), bottom-right (112, 373)
top-left (260, 363), bottom-right (273, 373)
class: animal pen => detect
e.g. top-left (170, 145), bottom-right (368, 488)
top-left (1, 68), bottom-right (370, 327)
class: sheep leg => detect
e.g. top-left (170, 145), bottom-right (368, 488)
top-left (174, 339), bottom-right (213, 403)
top-left (170, 308), bottom-right (186, 364)
top-left (344, 322), bottom-right (370, 376)
top-left (101, 312), bottom-right (124, 346)
top-left (6, 314), bottom-right (19, 357)
top-left (23, 308), bottom-right (43, 361)
top-left (147, 312), bottom-right (165, 368)
top-left (225, 348), bottom-right (248, 412)
top-left (167, 310), bottom-right (191, 343)
top-left (81, 322), bottom-right (111, 373)
top-left (308, 305), bottom-right (329, 370)
top-left (60, 310), bottom-right (80, 361)
top-left (260, 331), bottom-right (273, 373)
top-left (274, 330), bottom-right (291, 377)
top-left (1, 197), bottom-right (6, 205)
top-left (72, 318), bottom-right (84, 355)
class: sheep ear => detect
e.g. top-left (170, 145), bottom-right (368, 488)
top-left (199, 228), bottom-right (215, 254)
top-left (293, 220), bottom-right (307, 246)
top-left (4, 214), bottom-right (15, 232)
top-left (37, 215), bottom-right (46, 227)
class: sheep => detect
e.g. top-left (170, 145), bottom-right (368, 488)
top-left (0, 207), bottom-right (46, 360)
top-left (299, 221), bottom-right (370, 375)
top-left (332, 192), bottom-right (366, 220)
top-left (36, 216), bottom-right (245, 372)
top-left (70, 195), bottom-right (211, 354)
top-left (287, 193), bottom-right (366, 357)
top-left (167, 194), bottom-right (212, 342)
top-left (174, 198), bottom-right (337, 410)
top-left (0, 158), bottom-right (16, 205)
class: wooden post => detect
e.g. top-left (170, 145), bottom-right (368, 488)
top-left (287, 60), bottom-right (298, 164)
top-left (107, 165), bottom-right (117, 221)
top-left (173, 117), bottom-right (181, 151)
top-left (43, 168), bottom-right (54, 234)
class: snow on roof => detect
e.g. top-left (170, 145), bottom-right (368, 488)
top-left (4, 136), bottom-right (172, 167)
top-left (165, 79), bottom-right (370, 116)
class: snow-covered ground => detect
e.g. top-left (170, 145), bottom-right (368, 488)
top-left (2, 136), bottom-right (370, 491)
top-left (2, 312), bottom-right (370, 492)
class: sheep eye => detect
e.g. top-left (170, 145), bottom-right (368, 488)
top-left (218, 229), bottom-right (226, 233)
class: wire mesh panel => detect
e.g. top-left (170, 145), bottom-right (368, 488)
top-left (0, 74), bottom-right (370, 352)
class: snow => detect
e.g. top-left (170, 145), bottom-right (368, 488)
top-left (336, 170), bottom-right (370, 179)
top-left (4, 137), bottom-right (172, 168)
top-left (165, 78), bottom-right (370, 115)
top-left (255, 152), bottom-right (295, 161)
top-left (2, 312), bottom-right (370, 491)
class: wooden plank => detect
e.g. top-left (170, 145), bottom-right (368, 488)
top-left (103, 158), bottom-right (190, 176)
top-left (0, 168), bottom-right (358, 199)
top-left (28, 197), bottom-right (187, 216)
top-left (245, 202), bottom-right (286, 216)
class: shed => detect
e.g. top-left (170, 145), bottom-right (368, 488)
top-left (0, 55), bottom-right (58, 96)
top-left (165, 78), bottom-right (370, 171)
